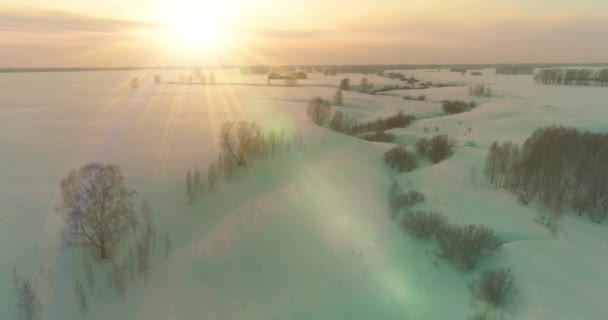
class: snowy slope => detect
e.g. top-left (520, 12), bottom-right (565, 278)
top-left (1, 68), bottom-right (607, 319)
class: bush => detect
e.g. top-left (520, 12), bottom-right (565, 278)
top-left (443, 100), bottom-right (477, 114)
top-left (415, 138), bottom-right (430, 157)
top-left (384, 146), bottom-right (418, 172)
top-left (402, 210), bottom-right (446, 239)
top-left (387, 182), bottom-right (425, 220)
top-left (427, 135), bottom-right (455, 163)
top-left (437, 224), bottom-right (502, 271)
top-left (404, 190), bottom-right (426, 205)
top-left (470, 267), bottom-right (516, 308)
top-left (388, 182), bottom-right (407, 218)
top-left (360, 131), bottom-right (395, 142)
top-left (470, 84), bottom-right (486, 96)
top-left (403, 95), bottom-right (426, 101)
top-left (350, 112), bottom-right (415, 134)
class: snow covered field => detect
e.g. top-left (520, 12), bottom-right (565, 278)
top-left (1, 68), bottom-right (607, 319)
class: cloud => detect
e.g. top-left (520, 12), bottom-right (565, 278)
top-left (0, 8), bottom-right (161, 33)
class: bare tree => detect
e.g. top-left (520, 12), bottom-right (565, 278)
top-left (163, 229), bottom-right (173, 258)
top-left (153, 74), bottom-right (161, 84)
top-left (83, 258), bottom-right (96, 295)
top-left (193, 166), bottom-right (202, 194)
top-left (74, 281), bottom-right (87, 316)
top-left (186, 170), bottom-right (194, 204)
top-left (110, 260), bottom-right (126, 297)
top-left (57, 163), bottom-right (137, 260)
top-left (15, 278), bottom-right (40, 320)
top-left (207, 163), bottom-right (219, 191)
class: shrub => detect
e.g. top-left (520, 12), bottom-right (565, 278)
top-left (402, 210), bottom-right (446, 239)
top-left (403, 95), bottom-right (426, 101)
top-left (387, 182), bottom-right (426, 220)
top-left (470, 311), bottom-right (495, 320)
top-left (388, 182), bottom-right (407, 218)
top-left (427, 135), bottom-right (455, 163)
top-left (415, 138), bottom-right (430, 157)
top-left (443, 100), bottom-right (477, 114)
top-left (383, 146), bottom-right (418, 172)
top-left (470, 267), bottom-right (516, 308)
top-left (360, 131), bottom-right (395, 142)
top-left (404, 190), bottom-right (426, 206)
top-left (350, 112), bottom-right (415, 134)
top-left (437, 224), bottom-right (502, 271)
top-left (470, 84), bottom-right (486, 96)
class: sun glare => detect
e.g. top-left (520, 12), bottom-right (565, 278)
top-left (167, 11), bottom-right (228, 52)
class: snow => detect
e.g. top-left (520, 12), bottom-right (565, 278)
top-left (1, 67), bottom-right (607, 319)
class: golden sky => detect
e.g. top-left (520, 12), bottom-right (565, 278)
top-left (1, 0), bottom-right (607, 67)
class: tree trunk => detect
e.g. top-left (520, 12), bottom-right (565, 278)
top-left (100, 242), bottom-right (107, 260)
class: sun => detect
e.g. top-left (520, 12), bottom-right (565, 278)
top-left (167, 11), bottom-right (227, 52)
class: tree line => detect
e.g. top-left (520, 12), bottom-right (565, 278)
top-left (485, 126), bottom-right (608, 223)
top-left (495, 66), bottom-right (534, 75)
top-left (534, 68), bottom-right (608, 86)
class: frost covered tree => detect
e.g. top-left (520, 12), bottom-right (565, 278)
top-left (154, 74), bottom-right (161, 84)
top-left (57, 163), bottom-right (137, 260)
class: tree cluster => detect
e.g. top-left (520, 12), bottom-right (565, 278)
top-left (469, 85), bottom-right (491, 97)
top-left (187, 121), bottom-right (303, 202)
top-left (339, 78), bottom-right (351, 90)
top-left (357, 77), bottom-right (374, 93)
top-left (485, 126), bottom-right (608, 223)
top-left (443, 100), bottom-right (478, 114)
top-left (307, 97), bottom-right (332, 125)
top-left (396, 204), bottom-right (502, 272)
top-left (534, 68), bottom-right (608, 86)
top-left (450, 68), bottom-right (467, 75)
